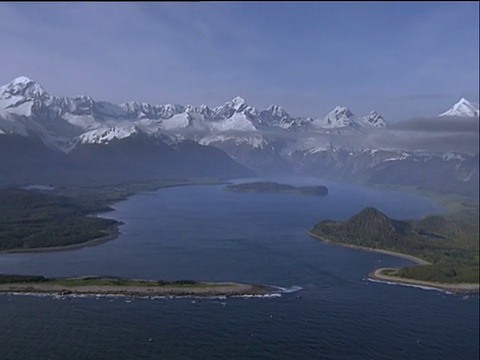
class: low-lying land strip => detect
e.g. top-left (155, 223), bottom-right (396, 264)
top-left (0, 275), bottom-right (269, 297)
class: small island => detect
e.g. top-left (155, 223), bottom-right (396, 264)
top-left (0, 274), bottom-right (270, 298)
top-left (308, 207), bottom-right (479, 293)
top-left (225, 181), bottom-right (328, 196)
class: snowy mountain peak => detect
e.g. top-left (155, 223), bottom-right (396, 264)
top-left (364, 110), bottom-right (386, 128)
top-left (331, 106), bottom-right (354, 117)
top-left (266, 104), bottom-right (289, 118)
top-left (311, 106), bottom-right (387, 129)
top-left (319, 106), bottom-right (355, 128)
top-left (439, 98), bottom-right (479, 117)
top-left (72, 95), bottom-right (94, 102)
top-left (184, 104), bottom-right (212, 117)
top-left (226, 96), bottom-right (247, 111)
top-left (0, 76), bottom-right (49, 100)
top-left (10, 76), bottom-right (33, 85)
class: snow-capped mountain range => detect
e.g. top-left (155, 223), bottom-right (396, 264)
top-left (2, 76), bottom-right (477, 153)
top-left (0, 76), bottom-right (478, 195)
top-left (0, 76), bottom-right (387, 152)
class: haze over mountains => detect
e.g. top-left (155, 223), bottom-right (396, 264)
top-left (0, 76), bottom-right (478, 194)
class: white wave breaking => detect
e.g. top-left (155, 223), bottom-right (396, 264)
top-left (270, 285), bottom-right (303, 294)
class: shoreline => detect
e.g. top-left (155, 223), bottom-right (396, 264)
top-left (0, 225), bottom-right (121, 254)
top-left (306, 230), bottom-right (479, 293)
top-left (369, 268), bottom-right (480, 294)
top-left (0, 281), bottom-right (270, 298)
top-left (306, 231), bottom-right (431, 265)
top-left (0, 179), bottom-right (229, 255)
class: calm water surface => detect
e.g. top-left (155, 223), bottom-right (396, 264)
top-left (0, 178), bottom-right (478, 360)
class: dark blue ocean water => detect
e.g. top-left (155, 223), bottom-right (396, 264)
top-left (0, 178), bottom-right (478, 360)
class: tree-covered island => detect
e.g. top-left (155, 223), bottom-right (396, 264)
top-left (224, 181), bottom-right (328, 196)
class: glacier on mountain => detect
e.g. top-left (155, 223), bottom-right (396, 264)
top-left (79, 126), bottom-right (139, 144)
top-left (200, 133), bottom-right (268, 149)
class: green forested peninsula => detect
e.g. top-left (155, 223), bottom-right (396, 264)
top-left (309, 206), bottom-right (479, 285)
top-left (0, 188), bottom-right (118, 251)
top-left (0, 179), bottom-right (223, 251)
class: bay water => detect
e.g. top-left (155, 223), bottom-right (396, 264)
top-left (0, 178), bottom-right (478, 359)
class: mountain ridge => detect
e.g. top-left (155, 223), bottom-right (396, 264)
top-left (1, 76), bottom-right (477, 195)
top-left (0, 76), bottom-right (388, 152)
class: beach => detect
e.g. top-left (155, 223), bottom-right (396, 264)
top-left (306, 231), bottom-right (430, 265)
top-left (370, 268), bottom-right (480, 294)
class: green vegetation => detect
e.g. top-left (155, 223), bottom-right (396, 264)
top-left (225, 181), bottom-right (328, 196)
top-left (52, 276), bottom-right (198, 287)
top-left (0, 178), bottom-right (225, 251)
top-left (0, 274), bottom-right (200, 287)
top-left (0, 188), bottom-right (118, 251)
top-left (47, 178), bottom-right (225, 213)
top-left (0, 274), bottom-right (268, 297)
top-left (309, 204), bottom-right (479, 284)
top-left (395, 264), bottom-right (479, 284)
top-left (49, 277), bottom-right (238, 288)
top-left (0, 274), bottom-right (47, 284)
top-left (0, 272), bottom-right (246, 292)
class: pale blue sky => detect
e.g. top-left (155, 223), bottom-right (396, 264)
top-left (0, 2), bottom-right (478, 122)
